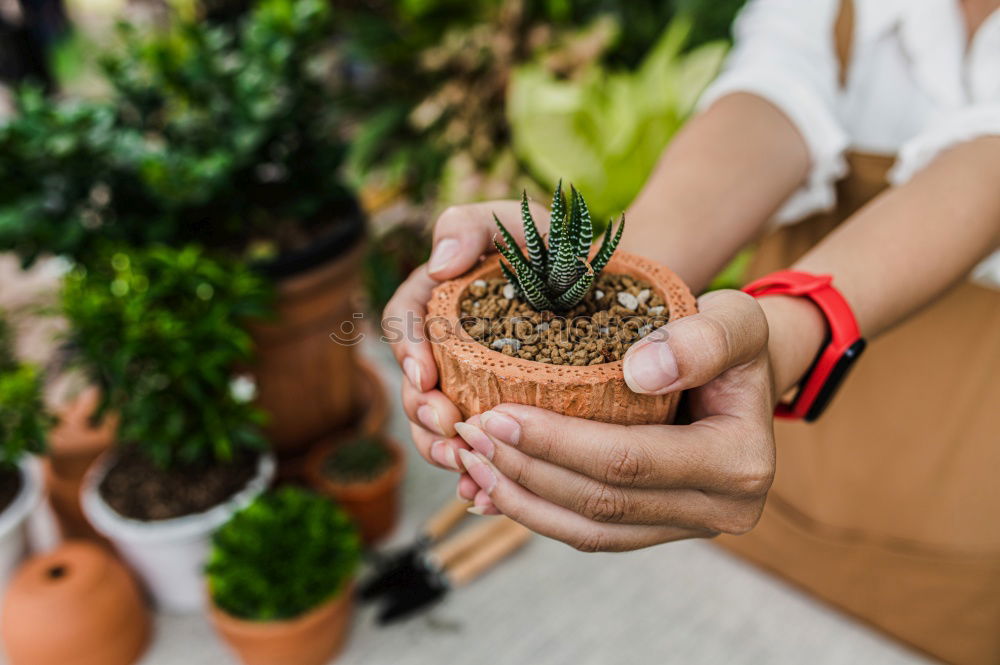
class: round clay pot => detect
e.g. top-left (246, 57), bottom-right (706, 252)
top-left (276, 358), bottom-right (389, 483)
top-left (1, 541), bottom-right (150, 665)
top-left (80, 452), bottom-right (276, 613)
top-left (426, 251), bottom-right (698, 424)
top-left (0, 457), bottom-right (43, 594)
top-left (305, 437), bottom-right (403, 545)
top-left (44, 461), bottom-right (104, 543)
top-left (250, 215), bottom-right (367, 457)
top-left (210, 586), bottom-right (354, 665)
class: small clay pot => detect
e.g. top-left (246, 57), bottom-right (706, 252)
top-left (210, 586), bottom-right (354, 665)
top-left (43, 461), bottom-right (104, 543)
top-left (1, 541), bottom-right (150, 665)
top-left (426, 251), bottom-right (697, 424)
top-left (276, 358), bottom-right (389, 483)
top-left (305, 436), bottom-right (404, 545)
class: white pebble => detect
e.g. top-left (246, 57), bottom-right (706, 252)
top-left (490, 337), bottom-right (522, 351)
top-left (637, 289), bottom-right (651, 305)
top-left (598, 326), bottom-right (610, 335)
top-left (616, 291), bottom-right (639, 311)
top-left (472, 279), bottom-right (487, 287)
top-left (503, 284), bottom-right (516, 300)
top-left (638, 325), bottom-right (652, 337)
top-left (594, 290), bottom-right (605, 300)
top-left (648, 305), bottom-right (664, 315)
top-left (535, 322), bottom-right (550, 332)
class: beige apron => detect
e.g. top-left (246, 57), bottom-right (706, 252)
top-left (716, 2), bottom-right (1000, 664)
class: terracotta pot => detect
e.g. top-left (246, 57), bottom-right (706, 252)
top-left (276, 358), bottom-right (390, 483)
top-left (0, 458), bottom-right (43, 594)
top-left (251, 240), bottom-right (366, 458)
top-left (1, 541), bottom-right (150, 665)
top-left (80, 453), bottom-right (276, 613)
top-left (45, 387), bottom-right (116, 542)
top-left (305, 437), bottom-right (403, 545)
top-left (427, 251), bottom-right (698, 424)
top-left (210, 586), bottom-right (354, 665)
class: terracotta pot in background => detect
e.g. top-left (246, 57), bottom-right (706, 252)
top-left (251, 239), bottom-right (366, 459)
top-left (210, 586), bottom-right (354, 665)
top-left (426, 251), bottom-right (698, 424)
top-left (305, 437), bottom-right (404, 545)
top-left (80, 453), bottom-right (276, 613)
top-left (1, 541), bottom-right (150, 665)
top-left (276, 358), bottom-right (389, 484)
top-left (45, 387), bottom-right (116, 541)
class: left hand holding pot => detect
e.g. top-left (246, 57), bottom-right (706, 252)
top-left (454, 289), bottom-right (778, 552)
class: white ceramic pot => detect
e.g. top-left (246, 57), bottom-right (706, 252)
top-left (0, 456), bottom-right (43, 592)
top-left (80, 452), bottom-right (275, 613)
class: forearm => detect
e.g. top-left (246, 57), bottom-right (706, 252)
top-left (764, 136), bottom-right (1000, 394)
top-left (623, 93), bottom-right (810, 292)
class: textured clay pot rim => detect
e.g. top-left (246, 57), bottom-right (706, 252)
top-left (306, 435), bottom-right (404, 503)
top-left (80, 452), bottom-right (275, 544)
top-left (427, 250), bottom-right (697, 385)
top-left (0, 456), bottom-right (43, 540)
top-left (208, 582), bottom-right (354, 637)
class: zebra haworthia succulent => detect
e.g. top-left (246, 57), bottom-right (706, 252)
top-left (493, 182), bottom-right (624, 312)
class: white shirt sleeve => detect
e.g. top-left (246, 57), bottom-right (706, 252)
top-left (697, 0), bottom-right (849, 224)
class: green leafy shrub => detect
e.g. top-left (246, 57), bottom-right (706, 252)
top-left (207, 487), bottom-right (361, 621)
top-left (508, 19), bottom-right (727, 222)
top-left (61, 245), bottom-right (270, 468)
top-left (0, 0), bottom-right (352, 267)
top-left (0, 312), bottom-right (49, 469)
top-left (323, 436), bottom-right (394, 483)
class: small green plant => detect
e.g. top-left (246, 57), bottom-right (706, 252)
top-left (324, 436), bottom-right (393, 483)
top-left (207, 487), bottom-right (361, 621)
top-left (61, 245), bottom-right (271, 468)
top-left (0, 312), bottom-right (49, 470)
top-left (494, 182), bottom-right (623, 312)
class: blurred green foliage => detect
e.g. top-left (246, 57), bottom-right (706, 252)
top-left (508, 20), bottom-right (727, 223)
top-left (0, 312), bottom-right (49, 469)
top-left (0, 0), bottom-right (353, 267)
top-left (207, 486), bottom-right (361, 620)
top-left (60, 245), bottom-right (271, 468)
top-left (323, 436), bottom-right (394, 483)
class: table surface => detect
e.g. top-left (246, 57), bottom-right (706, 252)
top-left (0, 257), bottom-right (934, 665)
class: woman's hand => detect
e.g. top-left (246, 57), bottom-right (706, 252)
top-left (452, 290), bottom-right (779, 552)
top-left (382, 200), bottom-right (550, 472)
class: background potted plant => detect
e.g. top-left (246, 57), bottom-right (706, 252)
top-left (427, 184), bottom-right (697, 424)
top-left (305, 434), bottom-right (404, 545)
top-left (0, 0), bottom-right (374, 466)
top-left (0, 313), bottom-right (48, 591)
top-left (66, 245), bottom-right (276, 612)
top-left (207, 486), bottom-right (361, 665)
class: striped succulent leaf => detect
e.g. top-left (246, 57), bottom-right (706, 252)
top-left (493, 183), bottom-right (623, 312)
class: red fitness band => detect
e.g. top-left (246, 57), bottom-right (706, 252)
top-left (742, 270), bottom-right (866, 422)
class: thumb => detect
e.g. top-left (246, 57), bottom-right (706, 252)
top-left (623, 289), bottom-right (768, 395)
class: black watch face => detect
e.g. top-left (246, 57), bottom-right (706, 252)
top-left (804, 339), bottom-right (867, 422)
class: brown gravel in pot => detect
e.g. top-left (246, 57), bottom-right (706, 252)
top-left (459, 273), bottom-right (669, 366)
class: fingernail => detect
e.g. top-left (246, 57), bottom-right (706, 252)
top-left (623, 339), bottom-right (679, 393)
top-left (431, 440), bottom-right (460, 471)
top-left (457, 449), bottom-right (497, 494)
top-left (467, 505), bottom-right (488, 516)
top-left (403, 357), bottom-right (423, 391)
top-left (455, 422), bottom-right (495, 460)
top-left (480, 410), bottom-right (520, 445)
top-left (428, 238), bottom-right (459, 273)
top-left (417, 405), bottom-right (446, 436)
top-left (474, 491), bottom-right (499, 515)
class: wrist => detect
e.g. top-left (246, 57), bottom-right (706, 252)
top-left (757, 294), bottom-right (827, 397)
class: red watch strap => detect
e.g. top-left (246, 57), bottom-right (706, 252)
top-left (743, 270), bottom-right (865, 421)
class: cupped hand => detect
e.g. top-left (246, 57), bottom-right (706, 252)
top-left (383, 200), bottom-right (550, 472)
top-left (452, 289), bottom-right (778, 551)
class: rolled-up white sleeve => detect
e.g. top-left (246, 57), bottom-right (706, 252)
top-left (698, 0), bottom-right (849, 224)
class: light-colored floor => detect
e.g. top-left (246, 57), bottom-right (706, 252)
top-left (0, 260), bottom-right (934, 665)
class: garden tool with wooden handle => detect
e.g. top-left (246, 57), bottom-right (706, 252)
top-left (377, 517), bottom-right (532, 624)
top-left (360, 498), bottom-right (471, 601)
